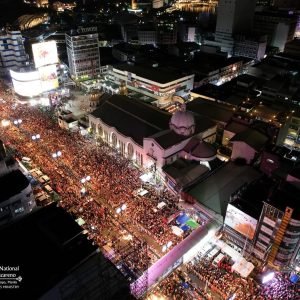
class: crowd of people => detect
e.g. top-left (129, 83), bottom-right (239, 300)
top-left (0, 86), bottom-right (187, 278)
top-left (259, 273), bottom-right (299, 300)
top-left (1, 85), bottom-right (299, 299)
top-left (186, 256), bottom-right (299, 300)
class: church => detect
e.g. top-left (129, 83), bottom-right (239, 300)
top-left (89, 94), bottom-right (217, 187)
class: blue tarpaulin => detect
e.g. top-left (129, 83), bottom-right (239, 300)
top-left (176, 213), bottom-right (189, 225)
top-left (180, 224), bottom-right (190, 232)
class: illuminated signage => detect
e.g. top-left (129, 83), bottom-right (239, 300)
top-left (39, 65), bottom-right (59, 92)
top-left (32, 41), bottom-right (58, 68)
top-left (10, 70), bottom-right (42, 97)
top-left (225, 204), bottom-right (257, 240)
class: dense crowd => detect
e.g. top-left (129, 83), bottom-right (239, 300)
top-left (0, 86), bottom-right (185, 277)
top-left (187, 256), bottom-right (299, 300)
top-left (1, 85), bottom-right (299, 299)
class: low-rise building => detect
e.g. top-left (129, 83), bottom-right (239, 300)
top-left (226, 178), bottom-right (300, 270)
top-left (108, 63), bottom-right (194, 106)
top-left (0, 141), bottom-right (35, 226)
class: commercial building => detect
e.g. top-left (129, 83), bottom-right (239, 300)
top-left (0, 140), bottom-right (35, 226)
top-left (66, 27), bottom-right (101, 81)
top-left (277, 111), bottom-right (300, 149)
top-left (254, 10), bottom-right (297, 51)
top-left (0, 30), bottom-right (28, 77)
top-left (214, 0), bottom-right (256, 55)
top-left (138, 28), bottom-right (157, 45)
top-left (108, 63), bottom-right (194, 106)
top-left (233, 35), bottom-right (267, 61)
top-left (225, 178), bottom-right (300, 270)
top-left (0, 204), bottom-right (132, 299)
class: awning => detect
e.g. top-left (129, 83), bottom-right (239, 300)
top-left (231, 258), bottom-right (254, 278)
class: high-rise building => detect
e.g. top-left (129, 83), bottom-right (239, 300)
top-left (215, 0), bottom-right (256, 55)
top-left (0, 30), bottom-right (28, 77)
top-left (254, 10), bottom-right (297, 51)
top-left (273, 0), bottom-right (300, 9)
top-left (66, 27), bottom-right (100, 80)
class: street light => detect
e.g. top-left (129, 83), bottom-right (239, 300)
top-left (13, 119), bottom-right (22, 127)
top-left (31, 134), bottom-right (40, 141)
top-left (116, 203), bottom-right (127, 215)
top-left (52, 151), bottom-right (62, 158)
top-left (81, 175), bottom-right (91, 184)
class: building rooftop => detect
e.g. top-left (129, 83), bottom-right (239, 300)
top-left (163, 159), bottom-right (209, 189)
top-left (152, 114), bottom-right (215, 149)
top-left (183, 138), bottom-right (217, 159)
top-left (90, 94), bottom-right (170, 145)
top-left (186, 162), bottom-right (261, 217)
top-left (0, 170), bottom-right (30, 203)
top-left (187, 99), bottom-right (234, 124)
top-left (230, 177), bottom-right (272, 220)
top-left (225, 121), bottom-right (249, 134)
top-left (267, 182), bottom-right (300, 220)
top-left (113, 63), bottom-right (193, 84)
top-left (230, 128), bottom-right (269, 151)
top-left (0, 204), bottom-right (131, 299)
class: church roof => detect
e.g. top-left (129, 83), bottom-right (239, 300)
top-left (183, 138), bottom-right (217, 159)
top-left (90, 95), bottom-right (170, 145)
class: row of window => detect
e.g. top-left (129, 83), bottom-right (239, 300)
top-left (92, 122), bottom-right (143, 166)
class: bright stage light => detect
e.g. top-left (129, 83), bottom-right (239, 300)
top-left (262, 272), bottom-right (275, 284)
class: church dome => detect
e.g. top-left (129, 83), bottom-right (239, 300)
top-left (169, 104), bottom-right (195, 136)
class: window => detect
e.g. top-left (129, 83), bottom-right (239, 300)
top-left (127, 143), bottom-right (134, 159)
top-left (111, 133), bottom-right (117, 147)
top-left (97, 125), bottom-right (103, 137)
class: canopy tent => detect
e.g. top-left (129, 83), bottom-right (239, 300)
top-left (134, 188), bottom-right (149, 196)
top-left (140, 173), bottom-right (152, 182)
top-left (186, 219), bottom-right (199, 229)
top-left (176, 214), bottom-right (190, 225)
top-left (171, 226), bottom-right (184, 236)
top-left (231, 258), bottom-right (254, 278)
top-left (157, 202), bottom-right (166, 209)
top-left (180, 225), bottom-right (190, 232)
top-left (139, 189), bottom-right (149, 196)
top-left (76, 217), bottom-right (85, 226)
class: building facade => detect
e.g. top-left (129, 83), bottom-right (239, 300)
top-left (89, 95), bottom-right (216, 180)
top-left (0, 30), bottom-right (28, 77)
top-left (66, 27), bottom-right (100, 80)
top-left (254, 11), bottom-right (297, 51)
top-left (225, 180), bottom-right (300, 270)
top-left (0, 141), bottom-right (35, 226)
top-left (233, 35), bottom-right (267, 61)
top-left (108, 64), bottom-right (194, 106)
top-left (215, 0), bottom-right (256, 55)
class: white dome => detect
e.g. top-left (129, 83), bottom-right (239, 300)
top-left (169, 109), bottom-right (195, 136)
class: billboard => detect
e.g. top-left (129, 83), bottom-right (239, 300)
top-left (32, 41), bottom-right (58, 68)
top-left (39, 65), bottom-right (59, 92)
top-left (224, 204), bottom-right (257, 240)
top-left (10, 70), bottom-right (42, 97)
